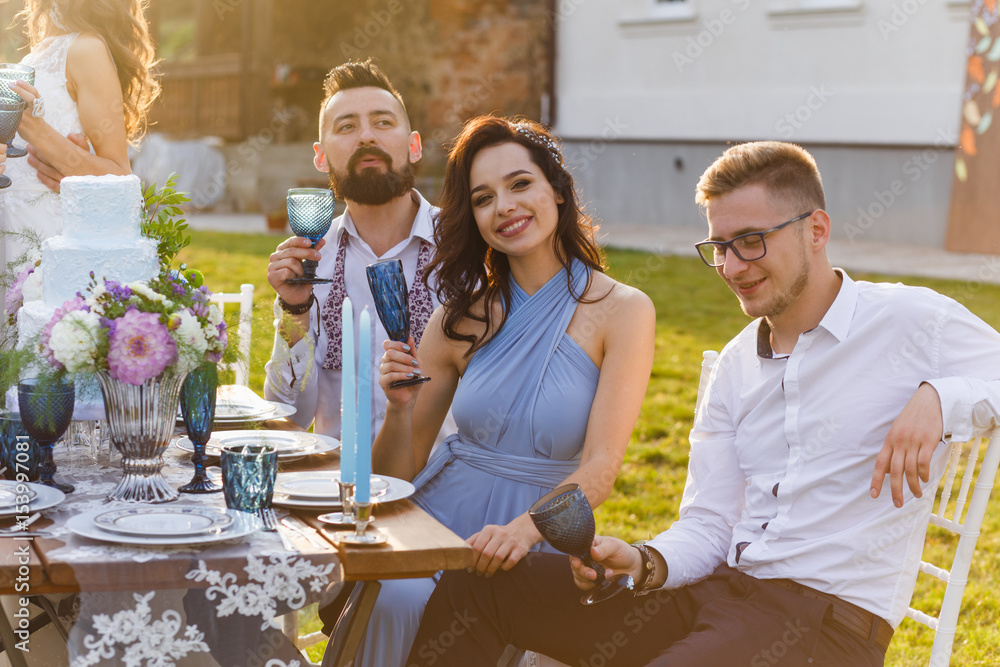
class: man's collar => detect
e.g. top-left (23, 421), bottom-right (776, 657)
top-left (335, 189), bottom-right (434, 245)
top-left (755, 268), bottom-right (856, 358)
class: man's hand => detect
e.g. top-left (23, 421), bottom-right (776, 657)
top-left (568, 535), bottom-right (640, 591)
top-left (871, 383), bottom-right (944, 508)
top-left (26, 132), bottom-right (90, 192)
top-left (266, 235), bottom-right (326, 305)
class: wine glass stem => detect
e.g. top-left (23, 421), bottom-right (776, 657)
top-left (38, 441), bottom-right (56, 484)
top-left (192, 441), bottom-right (208, 480)
top-left (584, 557), bottom-right (607, 588)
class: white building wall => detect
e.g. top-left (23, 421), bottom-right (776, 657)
top-left (555, 0), bottom-right (973, 246)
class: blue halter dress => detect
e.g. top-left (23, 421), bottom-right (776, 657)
top-left (354, 260), bottom-right (601, 667)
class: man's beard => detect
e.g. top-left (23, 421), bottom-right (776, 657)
top-left (329, 147), bottom-right (416, 206)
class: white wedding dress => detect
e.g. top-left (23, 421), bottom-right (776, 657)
top-left (1, 33), bottom-right (84, 272)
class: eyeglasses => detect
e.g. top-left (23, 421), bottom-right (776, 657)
top-left (694, 211), bottom-right (815, 267)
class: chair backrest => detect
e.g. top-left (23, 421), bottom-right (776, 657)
top-left (208, 283), bottom-right (254, 386)
top-left (695, 350), bottom-right (1000, 666)
top-left (905, 428), bottom-right (1000, 666)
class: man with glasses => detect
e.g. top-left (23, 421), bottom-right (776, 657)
top-left (404, 141), bottom-right (1000, 666)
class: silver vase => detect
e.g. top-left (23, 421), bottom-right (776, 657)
top-left (96, 369), bottom-right (185, 503)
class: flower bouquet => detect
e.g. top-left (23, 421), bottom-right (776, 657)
top-left (39, 268), bottom-right (227, 502)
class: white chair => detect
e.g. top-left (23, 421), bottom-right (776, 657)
top-left (208, 283), bottom-right (253, 386)
top-left (905, 427), bottom-right (1000, 666)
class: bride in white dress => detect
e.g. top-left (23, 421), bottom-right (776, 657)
top-left (0, 0), bottom-right (158, 274)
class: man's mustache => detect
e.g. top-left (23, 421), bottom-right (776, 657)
top-left (348, 147), bottom-right (394, 172)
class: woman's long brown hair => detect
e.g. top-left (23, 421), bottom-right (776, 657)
top-left (16, 0), bottom-right (160, 143)
top-left (426, 116), bottom-right (605, 355)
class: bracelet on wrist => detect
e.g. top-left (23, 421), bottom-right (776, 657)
top-left (632, 542), bottom-right (656, 596)
top-left (278, 294), bottom-right (315, 315)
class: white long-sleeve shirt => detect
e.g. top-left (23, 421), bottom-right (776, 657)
top-left (647, 270), bottom-right (1000, 627)
top-left (264, 190), bottom-right (453, 441)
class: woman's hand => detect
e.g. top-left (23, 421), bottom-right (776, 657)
top-left (466, 515), bottom-right (542, 576)
top-left (379, 336), bottom-right (425, 407)
top-left (568, 535), bottom-right (639, 591)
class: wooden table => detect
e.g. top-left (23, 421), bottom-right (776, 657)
top-left (0, 418), bottom-right (473, 666)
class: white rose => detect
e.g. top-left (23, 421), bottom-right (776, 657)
top-left (49, 311), bottom-right (101, 373)
top-left (172, 309), bottom-right (209, 374)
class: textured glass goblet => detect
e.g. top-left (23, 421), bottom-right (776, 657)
top-left (286, 188), bottom-right (335, 285)
top-left (179, 362), bottom-right (222, 493)
top-left (17, 378), bottom-right (75, 493)
top-left (0, 414), bottom-right (40, 482)
top-left (366, 259), bottom-right (432, 389)
top-left (529, 483), bottom-right (633, 605)
top-left (0, 100), bottom-right (26, 190)
top-left (221, 445), bottom-right (278, 512)
top-left (0, 64), bottom-right (35, 159)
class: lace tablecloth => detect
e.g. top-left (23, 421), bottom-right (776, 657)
top-left (3, 438), bottom-right (341, 667)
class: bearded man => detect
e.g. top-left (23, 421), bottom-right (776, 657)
top-left (265, 59), bottom-right (451, 443)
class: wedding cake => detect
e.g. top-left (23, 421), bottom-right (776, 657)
top-left (14, 174), bottom-right (159, 417)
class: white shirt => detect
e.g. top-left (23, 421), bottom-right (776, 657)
top-left (647, 270), bottom-right (1000, 626)
top-left (264, 190), bottom-right (451, 441)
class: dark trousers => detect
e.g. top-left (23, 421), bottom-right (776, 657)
top-left (406, 553), bottom-right (888, 667)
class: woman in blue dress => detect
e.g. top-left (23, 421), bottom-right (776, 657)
top-left (358, 116), bottom-right (656, 667)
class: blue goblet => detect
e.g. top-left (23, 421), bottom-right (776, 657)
top-left (179, 362), bottom-right (222, 493)
top-left (366, 259), bottom-right (432, 389)
top-left (0, 414), bottom-right (40, 482)
top-left (529, 483), bottom-right (633, 605)
top-left (286, 188), bottom-right (335, 285)
top-left (17, 377), bottom-right (75, 493)
top-left (0, 64), bottom-right (35, 160)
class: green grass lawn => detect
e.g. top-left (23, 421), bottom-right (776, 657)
top-left (180, 230), bottom-right (1000, 666)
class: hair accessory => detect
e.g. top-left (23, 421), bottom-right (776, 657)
top-left (514, 123), bottom-right (562, 165)
top-left (49, 2), bottom-right (68, 31)
top-left (32, 97), bottom-right (45, 118)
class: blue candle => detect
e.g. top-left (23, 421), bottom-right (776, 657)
top-left (341, 296), bottom-right (356, 486)
top-left (356, 307), bottom-right (372, 501)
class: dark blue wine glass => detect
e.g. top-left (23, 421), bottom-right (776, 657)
top-left (17, 377), bottom-right (75, 493)
top-left (529, 483), bottom-right (633, 605)
top-left (286, 188), bottom-right (335, 285)
top-left (179, 362), bottom-right (222, 493)
top-left (366, 258), bottom-right (432, 389)
top-left (0, 414), bottom-right (39, 482)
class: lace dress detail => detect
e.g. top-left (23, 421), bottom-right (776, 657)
top-left (1, 33), bottom-right (84, 269)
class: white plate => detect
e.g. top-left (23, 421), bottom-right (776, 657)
top-left (275, 474), bottom-right (390, 500)
top-left (175, 431), bottom-right (339, 461)
top-left (270, 472), bottom-right (414, 509)
top-left (68, 508), bottom-right (260, 546)
top-left (92, 505), bottom-right (234, 537)
top-left (0, 481), bottom-right (37, 508)
top-left (177, 401), bottom-right (297, 426)
top-left (214, 401), bottom-right (277, 420)
top-left (0, 483), bottom-right (65, 520)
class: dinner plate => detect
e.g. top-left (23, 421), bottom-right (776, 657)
top-left (0, 483), bottom-right (64, 520)
top-left (67, 508), bottom-right (260, 546)
top-left (175, 431), bottom-right (339, 461)
top-left (275, 474), bottom-right (390, 500)
top-left (0, 481), bottom-right (37, 508)
top-left (214, 401), bottom-right (277, 421)
top-left (177, 401), bottom-right (296, 426)
top-left (92, 505), bottom-right (234, 537)
top-left (270, 472), bottom-right (415, 510)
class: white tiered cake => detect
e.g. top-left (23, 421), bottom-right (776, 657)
top-left (14, 174), bottom-right (160, 418)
